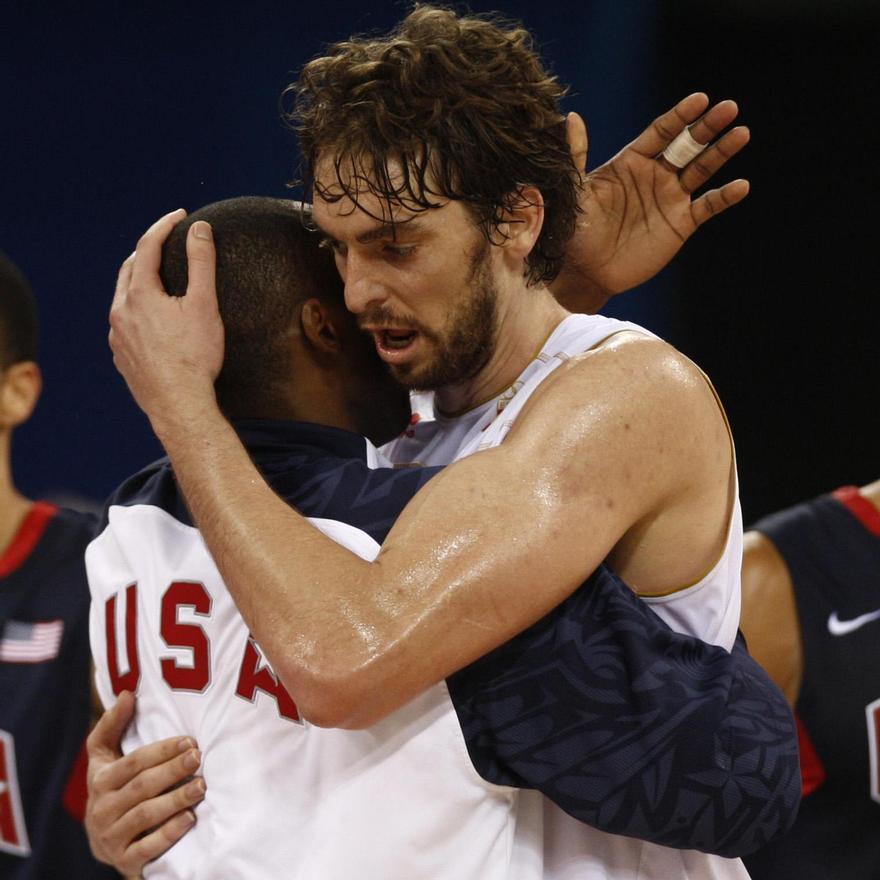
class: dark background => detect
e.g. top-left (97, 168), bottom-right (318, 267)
top-left (3, 1), bottom-right (877, 525)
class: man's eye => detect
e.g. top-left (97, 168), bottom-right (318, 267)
top-left (384, 245), bottom-right (416, 258)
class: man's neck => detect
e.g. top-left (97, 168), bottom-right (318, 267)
top-left (434, 286), bottom-right (569, 415)
top-left (227, 385), bottom-right (367, 441)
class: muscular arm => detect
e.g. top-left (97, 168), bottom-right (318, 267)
top-left (113, 269), bottom-right (730, 730)
top-left (106, 214), bottom-right (800, 856)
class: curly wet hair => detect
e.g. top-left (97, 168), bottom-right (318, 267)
top-left (288, 4), bottom-right (581, 286)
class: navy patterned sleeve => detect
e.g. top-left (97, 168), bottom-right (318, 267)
top-left (446, 565), bottom-right (800, 857)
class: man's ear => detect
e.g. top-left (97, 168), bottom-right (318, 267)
top-left (299, 298), bottom-right (343, 356)
top-left (497, 185), bottom-right (545, 268)
top-left (0, 361), bottom-right (41, 429)
top-left (566, 111), bottom-right (589, 177)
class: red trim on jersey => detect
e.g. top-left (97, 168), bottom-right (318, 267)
top-left (797, 713), bottom-right (826, 797)
top-left (833, 486), bottom-right (880, 538)
top-left (0, 501), bottom-right (58, 578)
top-left (62, 738), bottom-right (89, 824)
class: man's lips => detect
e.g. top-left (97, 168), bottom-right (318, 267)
top-left (367, 328), bottom-right (421, 363)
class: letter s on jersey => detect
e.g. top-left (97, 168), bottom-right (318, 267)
top-left (161, 581), bottom-right (212, 692)
top-left (103, 582), bottom-right (300, 721)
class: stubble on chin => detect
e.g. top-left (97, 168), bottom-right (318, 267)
top-left (401, 237), bottom-right (499, 392)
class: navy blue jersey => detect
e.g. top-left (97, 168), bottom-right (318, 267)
top-left (97, 419), bottom-right (798, 861)
top-left (745, 487), bottom-right (880, 879)
top-left (0, 503), bottom-right (117, 879)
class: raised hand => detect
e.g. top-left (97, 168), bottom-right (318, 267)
top-left (109, 210), bottom-right (224, 437)
top-left (553, 93), bottom-right (750, 313)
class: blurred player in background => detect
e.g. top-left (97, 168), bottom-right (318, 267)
top-left (740, 479), bottom-right (880, 879)
top-left (0, 252), bottom-right (117, 878)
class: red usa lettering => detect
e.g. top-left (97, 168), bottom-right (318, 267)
top-left (161, 581), bottom-right (212, 693)
top-left (103, 582), bottom-right (299, 722)
top-left (0, 730), bottom-right (31, 857)
top-left (236, 636), bottom-right (300, 721)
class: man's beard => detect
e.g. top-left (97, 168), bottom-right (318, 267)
top-left (391, 237), bottom-right (499, 392)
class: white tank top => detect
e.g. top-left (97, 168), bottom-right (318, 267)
top-left (383, 312), bottom-right (749, 879)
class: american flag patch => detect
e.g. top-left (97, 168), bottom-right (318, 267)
top-left (0, 619), bottom-right (64, 663)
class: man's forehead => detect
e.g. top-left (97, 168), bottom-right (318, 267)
top-left (311, 152), bottom-right (450, 229)
top-left (311, 192), bottom-right (424, 235)
top-left (314, 151), bottom-right (408, 189)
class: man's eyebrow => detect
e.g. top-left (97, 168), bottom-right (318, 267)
top-left (315, 216), bottom-right (426, 245)
top-left (357, 217), bottom-right (425, 244)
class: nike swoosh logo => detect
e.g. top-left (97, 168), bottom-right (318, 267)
top-left (828, 609), bottom-right (880, 636)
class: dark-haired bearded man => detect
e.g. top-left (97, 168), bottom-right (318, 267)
top-left (99, 7), bottom-right (794, 879)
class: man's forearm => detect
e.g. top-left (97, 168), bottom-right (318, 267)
top-left (449, 568), bottom-right (801, 857)
top-left (151, 401), bottom-right (390, 726)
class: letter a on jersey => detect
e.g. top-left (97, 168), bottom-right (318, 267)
top-left (0, 731), bottom-right (31, 857)
top-left (235, 637), bottom-right (300, 722)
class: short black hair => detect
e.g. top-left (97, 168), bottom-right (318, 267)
top-left (160, 196), bottom-right (343, 416)
top-left (0, 251), bottom-right (39, 368)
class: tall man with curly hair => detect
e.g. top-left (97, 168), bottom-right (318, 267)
top-left (100, 6), bottom-right (790, 879)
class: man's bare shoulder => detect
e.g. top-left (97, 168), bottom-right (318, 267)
top-left (581, 329), bottom-right (712, 389)
top-left (501, 330), bottom-right (734, 593)
top-left (509, 329), bottom-right (725, 458)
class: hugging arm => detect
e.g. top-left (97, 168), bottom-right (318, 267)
top-left (449, 566), bottom-right (800, 857)
top-left (85, 568), bottom-right (800, 866)
top-left (85, 692), bottom-right (205, 877)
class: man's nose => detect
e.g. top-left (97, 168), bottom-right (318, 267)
top-left (342, 252), bottom-right (389, 315)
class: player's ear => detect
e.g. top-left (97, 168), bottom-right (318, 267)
top-left (0, 361), bottom-right (41, 429)
top-left (495, 185), bottom-right (545, 270)
top-left (566, 111), bottom-right (589, 177)
top-left (299, 298), bottom-right (343, 358)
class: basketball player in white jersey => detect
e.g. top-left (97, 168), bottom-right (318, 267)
top-left (99, 8), bottom-right (793, 878)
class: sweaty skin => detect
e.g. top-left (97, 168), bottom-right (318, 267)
top-left (109, 195), bottom-right (733, 730)
top-left (91, 91), bottom-right (753, 873)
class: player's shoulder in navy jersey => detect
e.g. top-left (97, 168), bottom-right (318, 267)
top-left (101, 419), bottom-right (442, 544)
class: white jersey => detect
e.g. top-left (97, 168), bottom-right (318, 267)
top-left (383, 313), bottom-right (749, 879)
top-left (87, 424), bottom-right (518, 880)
